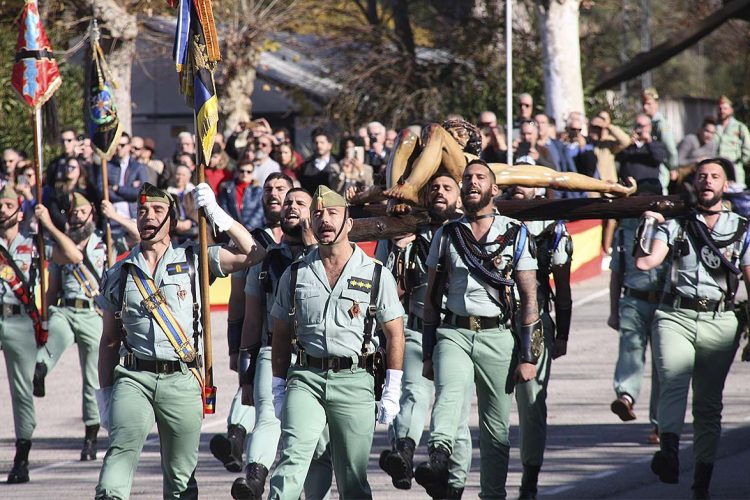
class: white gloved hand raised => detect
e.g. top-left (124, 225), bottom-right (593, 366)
top-left (96, 386), bottom-right (113, 431)
top-left (272, 376), bottom-right (287, 420)
top-left (377, 369), bottom-right (402, 425)
top-left (193, 182), bottom-right (234, 232)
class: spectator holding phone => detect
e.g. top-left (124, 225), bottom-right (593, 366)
top-left (615, 114), bottom-right (669, 185)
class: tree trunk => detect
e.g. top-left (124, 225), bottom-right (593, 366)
top-left (104, 39), bottom-right (135, 134)
top-left (391, 0), bottom-right (416, 57)
top-left (537, 0), bottom-right (584, 129)
top-left (221, 49), bottom-right (260, 135)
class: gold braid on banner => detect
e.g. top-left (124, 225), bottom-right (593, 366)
top-left (194, 0), bottom-right (221, 62)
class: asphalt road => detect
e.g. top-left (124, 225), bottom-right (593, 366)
top-left (2, 272), bottom-right (749, 499)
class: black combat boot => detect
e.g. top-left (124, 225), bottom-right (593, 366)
top-left (519, 464), bottom-right (541, 499)
top-left (691, 462), bottom-right (714, 500)
top-left (231, 462), bottom-right (269, 499)
top-left (209, 424), bottom-right (246, 472)
top-left (7, 439), bottom-right (31, 484)
top-left (651, 432), bottom-right (679, 484)
top-left (33, 362), bottom-right (47, 398)
top-left (81, 424), bottom-right (99, 461)
top-left (415, 445), bottom-right (450, 498)
top-left (444, 485), bottom-right (464, 499)
top-left (382, 437), bottom-right (416, 489)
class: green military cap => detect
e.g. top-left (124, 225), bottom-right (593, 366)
top-left (719, 95), bottom-right (732, 106)
top-left (313, 185), bottom-right (347, 211)
top-left (139, 182), bottom-right (173, 206)
top-left (72, 192), bottom-right (93, 209)
top-left (0, 183), bottom-right (19, 201)
top-left (642, 87), bottom-right (659, 101)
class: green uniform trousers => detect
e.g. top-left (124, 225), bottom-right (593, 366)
top-left (268, 365), bottom-right (375, 500)
top-left (228, 386), bottom-right (256, 433)
top-left (0, 314), bottom-right (36, 440)
top-left (390, 326), bottom-right (473, 488)
top-left (246, 348), bottom-right (333, 498)
top-left (429, 325), bottom-right (516, 499)
top-left (96, 363), bottom-right (203, 500)
top-left (652, 307), bottom-right (739, 464)
top-left (613, 296), bottom-right (660, 424)
top-left (514, 312), bottom-right (554, 467)
top-left (37, 306), bottom-right (102, 426)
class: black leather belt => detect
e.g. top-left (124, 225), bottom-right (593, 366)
top-left (661, 292), bottom-right (732, 313)
top-left (61, 298), bottom-right (94, 309)
top-left (123, 355), bottom-right (198, 374)
top-left (297, 352), bottom-right (365, 372)
top-left (444, 312), bottom-right (502, 332)
top-left (623, 287), bottom-right (661, 303)
top-left (407, 315), bottom-right (424, 331)
top-left (0, 304), bottom-right (23, 316)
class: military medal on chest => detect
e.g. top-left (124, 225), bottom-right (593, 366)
top-left (349, 300), bottom-right (361, 319)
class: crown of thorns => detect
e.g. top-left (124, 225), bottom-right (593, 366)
top-left (442, 118), bottom-right (482, 157)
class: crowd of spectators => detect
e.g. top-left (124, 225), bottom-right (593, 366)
top-left (2, 89), bottom-right (747, 255)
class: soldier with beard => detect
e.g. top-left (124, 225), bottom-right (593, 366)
top-left (1, 185), bottom-right (82, 484)
top-left (232, 188), bottom-right (333, 499)
top-left (635, 158), bottom-right (750, 499)
top-left (415, 160), bottom-right (540, 498)
top-left (267, 185), bottom-right (405, 499)
top-left (94, 182), bottom-right (265, 499)
top-left (506, 181), bottom-right (573, 499)
top-left (33, 193), bottom-right (110, 461)
top-left (212, 173), bottom-right (292, 472)
top-left (379, 175), bottom-right (473, 497)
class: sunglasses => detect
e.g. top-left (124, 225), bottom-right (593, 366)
top-left (519, 103), bottom-right (532, 108)
top-left (239, 169), bottom-right (253, 174)
top-left (117, 143), bottom-right (130, 148)
top-left (63, 138), bottom-right (76, 143)
top-left (132, 146), bottom-right (142, 151)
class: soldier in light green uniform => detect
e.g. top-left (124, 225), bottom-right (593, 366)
top-left (642, 88), bottom-right (678, 191)
top-left (715, 95), bottom-right (750, 188)
top-left (231, 187), bottom-right (332, 500)
top-left (34, 193), bottom-right (110, 461)
top-left (378, 175), bottom-right (473, 496)
top-left (416, 160), bottom-right (541, 499)
top-left (635, 158), bottom-right (750, 499)
top-left (0, 186), bottom-right (81, 484)
top-left (212, 173), bottom-right (291, 472)
top-left (608, 179), bottom-right (667, 444)
top-left (94, 182), bottom-right (266, 500)
top-left (506, 183), bottom-right (573, 500)
top-left (268, 186), bottom-right (405, 500)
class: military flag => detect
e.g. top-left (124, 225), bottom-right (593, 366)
top-left (11, 0), bottom-right (62, 109)
top-left (85, 20), bottom-right (123, 161)
top-left (172, 0), bottom-right (220, 164)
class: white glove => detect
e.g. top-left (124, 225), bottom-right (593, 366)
top-left (96, 386), bottom-right (113, 431)
top-left (272, 376), bottom-right (287, 420)
top-left (377, 369), bottom-right (402, 425)
top-left (193, 182), bottom-right (234, 232)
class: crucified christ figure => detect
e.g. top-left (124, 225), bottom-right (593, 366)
top-left (381, 119), bottom-right (636, 213)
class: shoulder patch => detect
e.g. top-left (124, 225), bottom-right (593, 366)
top-left (167, 261), bottom-right (189, 275)
top-left (348, 277), bottom-right (373, 292)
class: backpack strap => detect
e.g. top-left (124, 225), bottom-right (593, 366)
top-left (288, 261), bottom-right (302, 352)
top-left (184, 245), bottom-right (200, 351)
top-left (115, 263), bottom-right (133, 353)
top-left (513, 223), bottom-right (528, 267)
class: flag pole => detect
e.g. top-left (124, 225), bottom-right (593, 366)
top-left (196, 122), bottom-right (216, 414)
top-left (100, 156), bottom-right (114, 267)
top-left (32, 107), bottom-right (47, 327)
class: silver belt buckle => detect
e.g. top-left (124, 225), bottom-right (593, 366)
top-left (328, 357), bottom-right (341, 372)
top-left (697, 298), bottom-right (709, 312)
top-left (470, 316), bottom-right (482, 332)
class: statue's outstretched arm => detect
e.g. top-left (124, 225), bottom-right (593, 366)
top-left (489, 163), bottom-right (636, 197)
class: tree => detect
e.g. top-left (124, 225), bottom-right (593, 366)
top-left (536, 0), bottom-right (584, 128)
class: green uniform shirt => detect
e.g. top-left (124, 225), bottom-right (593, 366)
top-left (50, 230), bottom-right (108, 301)
top-left (0, 231), bottom-right (37, 306)
top-left (272, 244), bottom-right (404, 358)
top-left (97, 241), bottom-right (225, 360)
top-left (245, 243), bottom-right (297, 347)
top-left (426, 214), bottom-right (537, 317)
top-left (655, 211), bottom-right (750, 301)
top-left (715, 117), bottom-right (750, 186)
top-left (611, 218), bottom-right (667, 292)
top-left (525, 220), bottom-right (572, 308)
